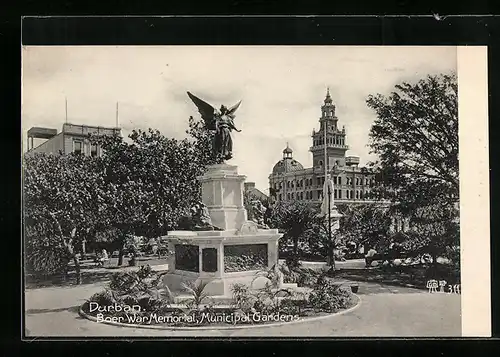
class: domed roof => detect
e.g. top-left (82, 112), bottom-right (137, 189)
top-left (272, 158), bottom-right (304, 174)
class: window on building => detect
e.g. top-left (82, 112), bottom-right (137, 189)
top-left (334, 189), bottom-right (337, 199)
top-left (287, 193), bottom-right (290, 200)
top-left (319, 160), bottom-right (323, 167)
top-left (333, 177), bottom-right (337, 185)
top-left (279, 194), bottom-right (282, 201)
top-left (338, 177), bottom-right (342, 185)
top-left (73, 140), bottom-right (83, 155)
top-left (291, 193), bottom-right (294, 199)
top-left (339, 190), bottom-right (342, 199)
top-left (356, 191), bottom-right (359, 199)
top-left (91, 144), bottom-right (98, 157)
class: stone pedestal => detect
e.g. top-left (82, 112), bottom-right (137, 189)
top-left (197, 164), bottom-right (248, 231)
top-left (162, 164), bottom-right (283, 298)
top-left (327, 206), bottom-right (343, 231)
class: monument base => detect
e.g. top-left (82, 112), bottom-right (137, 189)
top-left (162, 163), bottom-right (283, 298)
top-left (162, 227), bottom-right (281, 298)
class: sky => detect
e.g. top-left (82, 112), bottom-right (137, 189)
top-left (22, 46), bottom-right (457, 193)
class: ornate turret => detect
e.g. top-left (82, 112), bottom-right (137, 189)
top-left (283, 142), bottom-right (293, 159)
top-left (321, 87), bottom-right (336, 127)
top-left (310, 87), bottom-right (349, 169)
top-left (324, 87), bottom-right (333, 105)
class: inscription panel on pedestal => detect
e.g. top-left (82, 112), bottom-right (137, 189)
top-left (224, 244), bottom-right (268, 272)
top-left (202, 248), bottom-right (218, 273)
top-left (175, 244), bottom-right (199, 272)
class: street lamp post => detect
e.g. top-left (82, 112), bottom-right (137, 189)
top-left (328, 181), bottom-right (334, 271)
top-left (322, 122), bottom-right (337, 271)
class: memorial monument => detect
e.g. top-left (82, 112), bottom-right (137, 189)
top-left (162, 92), bottom-right (283, 298)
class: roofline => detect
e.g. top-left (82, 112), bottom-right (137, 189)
top-left (63, 122), bottom-right (122, 131)
top-left (27, 132), bottom-right (64, 152)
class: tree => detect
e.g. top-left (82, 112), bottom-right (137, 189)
top-left (24, 152), bottom-right (105, 284)
top-left (399, 202), bottom-right (459, 266)
top-left (366, 73), bottom-right (459, 260)
top-left (338, 204), bottom-right (393, 252)
top-left (366, 73), bottom-right (459, 209)
top-left (91, 124), bottom-right (218, 265)
top-left (268, 201), bottom-right (323, 266)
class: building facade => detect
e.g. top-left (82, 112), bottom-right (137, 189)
top-left (244, 182), bottom-right (269, 202)
top-left (269, 89), bottom-right (378, 205)
top-left (26, 123), bottom-right (121, 157)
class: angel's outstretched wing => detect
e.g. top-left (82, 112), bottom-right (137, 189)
top-left (226, 100), bottom-right (242, 119)
top-left (187, 92), bottom-right (216, 129)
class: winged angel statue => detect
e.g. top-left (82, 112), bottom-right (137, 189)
top-left (187, 91), bottom-right (242, 161)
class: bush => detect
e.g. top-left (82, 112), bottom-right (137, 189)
top-left (231, 283), bottom-right (257, 312)
top-left (424, 263), bottom-right (460, 285)
top-left (88, 289), bottom-right (117, 307)
top-left (279, 262), bottom-right (319, 287)
top-left (277, 298), bottom-right (301, 315)
top-left (25, 233), bottom-right (71, 276)
top-left (107, 265), bottom-right (173, 303)
top-left (308, 280), bottom-right (353, 313)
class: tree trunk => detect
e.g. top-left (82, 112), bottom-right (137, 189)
top-left (431, 252), bottom-right (438, 268)
top-left (328, 241), bottom-right (334, 267)
top-left (63, 266), bottom-right (69, 282)
top-left (293, 237), bottom-right (298, 256)
top-left (118, 245), bottom-right (124, 266)
top-left (72, 254), bottom-right (81, 285)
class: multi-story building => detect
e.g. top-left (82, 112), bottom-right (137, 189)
top-left (244, 182), bottom-right (269, 202)
top-left (269, 89), bottom-right (378, 205)
top-left (26, 123), bottom-right (121, 157)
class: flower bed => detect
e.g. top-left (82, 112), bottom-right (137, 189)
top-left (80, 265), bottom-right (358, 328)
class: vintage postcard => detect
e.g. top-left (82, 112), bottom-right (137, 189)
top-left (22, 45), bottom-right (490, 337)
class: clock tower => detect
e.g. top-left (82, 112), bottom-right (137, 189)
top-left (310, 88), bottom-right (349, 171)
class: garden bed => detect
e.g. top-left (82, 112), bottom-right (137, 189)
top-left (79, 295), bottom-right (360, 329)
top-left (80, 264), bottom-right (359, 328)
